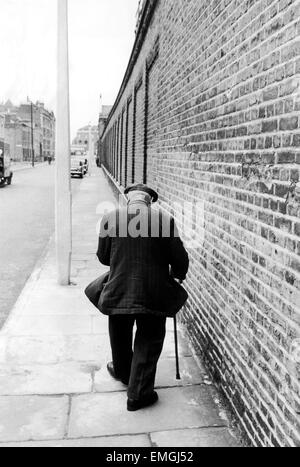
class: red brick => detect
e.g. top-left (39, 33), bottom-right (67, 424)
top-left (279, 116), bottom-right (298, 131)
top-left (263, 86), bottom-right (279, 101)
top-left (292, 134), bottom-right (300, 146)
top-left (101, 0), bottom-right (300, 448)
top-left (277, 152), bottom-right (296, 164)
top-left (295, 222), bottom-right (300, 236)
top-left (262, 120), bottom-right (278, 133)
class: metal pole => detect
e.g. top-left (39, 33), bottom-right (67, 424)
top-left (173, 316), bottom-right (181, 380)
top-left (30, 102), bottom-right (35, 167)
top-left (55, 0), bottom-right (72, 285)
top-left (174, 278), bottom-right (183, 380)
top-left (88, 122), bottom-right (93, 174)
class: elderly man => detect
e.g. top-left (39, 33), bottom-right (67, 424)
top-left (97, 183), bottom-right (189, 411)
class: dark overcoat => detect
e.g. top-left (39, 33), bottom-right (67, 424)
top-left (96, 203), bottom-right (189, 317)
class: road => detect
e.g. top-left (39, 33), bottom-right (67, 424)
top-left (0, 164), bottom-right (82, 329)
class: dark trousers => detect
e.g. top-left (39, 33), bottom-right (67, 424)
top-left (109, 314), bottom-right (166, 401)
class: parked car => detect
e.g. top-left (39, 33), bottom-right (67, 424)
top-left (71, 156), bottom-right (86, 178)
top-left (0, 150), bottom-right (13, 187)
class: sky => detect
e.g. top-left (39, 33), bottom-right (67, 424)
top-left (0, 0), bottom-right (139, 137)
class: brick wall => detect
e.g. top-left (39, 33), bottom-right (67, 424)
top-left (101, 0), bottom-right (300, 447)
top-left (127, 98), bottom-right (134, 185)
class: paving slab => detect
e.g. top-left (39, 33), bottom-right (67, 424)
top-left (92, 315), bottom-right (110, 334)
top-left (68, 386), bottom-right (224, 439)
top-left (165, 318), bottom-right (180, 333)
top-left (19, 299), bottom-right (96, 317)
top-left (72, 253), bottom-right (97, 261)
top-left (6, 336), bottom-right (66, 364)
top-left (71, 277), bottom-right (102, 289)
top-left (10, 315), bottom-right (93, 336)
top-left (21, 292), bottom-right (92, 311)
top-left (0, 396), bottom-right (69, 443)
top-left (161, 332), bottom-right (192, 358)
top-left (65, 335), bottom-right (110, 364)
top-left (72, 249), bottom-right (98, 257)
top-left (22, 285), bottom-right (86, 300)
top-left (150, 427), bottom-right (239, 447)
top-left (94, 365), bottom-right (128, 393)
top-left (86, 258), bottom-right (104, 269)
top-left (75, 268), bottom-right (103, 278)
top-left (0, 337), bottom-right (6, 362)
top-left (38, 267), bottom-right (57, 281)
top-left (93, 357), bottom-right (204, 393)
top-left (5, 335), bottom-right (110, 365)
top-left (156, 357), bottom-right (205, 388)
top-left (29, 280), bottom-right (83, 294)
top-left (0, 434), bottom-right (151, 447)
top-left (0, 364), bottom-right (93, 395)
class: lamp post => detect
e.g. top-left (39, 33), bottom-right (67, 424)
top-left (56, 0), bottom-right (72, 285)
top-left (30, 101), bottom-right (35, 167)
top-left (88, 122), bottom-right (93, 174)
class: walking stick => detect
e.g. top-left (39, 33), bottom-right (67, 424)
top-left (173, 314), bottom-right (181, 380)
top-left (173, 278), bottom-right (183, 380)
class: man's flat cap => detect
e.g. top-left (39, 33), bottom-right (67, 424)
top-left (124, 183), bottom-right (158, 203)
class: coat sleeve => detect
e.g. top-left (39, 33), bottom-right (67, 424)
top-left (169, 218), bottom-right (189, 281)
top-left (96, 214), bottom-right (112, 266)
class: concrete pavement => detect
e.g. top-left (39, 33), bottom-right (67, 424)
top-left (11, 161), bottom-right (48, 172)
top-left (0, 164), bottom-right (82, 329)
top-left (0, 168), bottom-right (240, 447)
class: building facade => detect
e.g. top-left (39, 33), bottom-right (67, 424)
top-left (18, 103), bottom-right (43, 162)
top-left (72, 125), bottom-right (99, 155)
top-left (20, 123), bottom-right (31, 162)
top-left (4, 120), bottom-right (22, 162)
top-left (39, 103), bottom-right (56, 160)
top-left (0, 114), bottom-right (5, 161)
top-left (98, 105), bottom-right (113, 138)
top-left (0, 101), bottom-right (56, 162)
top-left (0, 100), bottom-right (16, 115)
top-left (97, 105), bottom-right (113, 163)
top-left (101, 0), bottom-right (300, 447)
top-left (0, 114), bottom-right (4, 141)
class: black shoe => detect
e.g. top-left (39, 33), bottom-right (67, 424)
top-left (107, 362), bottom-right (129, 385)
top-left (127, 391), bottom-right (159, 412)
